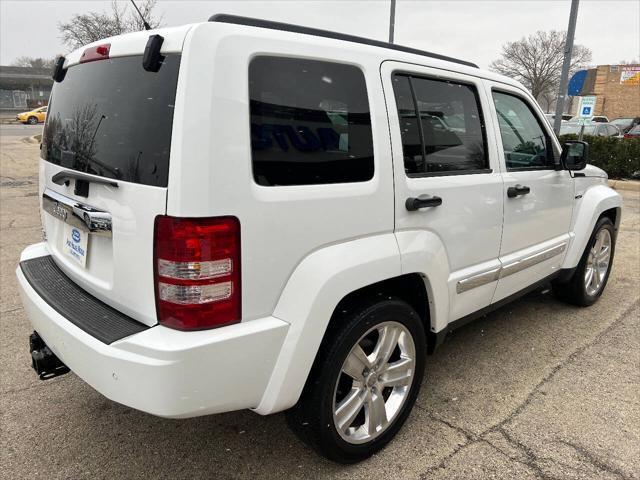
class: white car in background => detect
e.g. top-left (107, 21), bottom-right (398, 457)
top-left (560, 122), bottom-right (623, 138)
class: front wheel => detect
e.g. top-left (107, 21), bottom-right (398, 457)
top-left (554, 216), bottom-right (616, 306)
top-left (286, 298), bottom-right (426, 463)
top-left (27, 116), bottom-right (38, 125)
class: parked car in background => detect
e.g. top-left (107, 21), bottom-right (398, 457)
top-left (611, 117), bottom-right (640, 134)
top-left (569, 115), bottom-right (609, 123)
top-left (16, 106), bottom-right (47, 125)
top-left (623, 125), bottom-right (640, 139)
top-left (545, 113), bottom-right (572, 123)
top-left (560, 122), bottom-right (622, 138)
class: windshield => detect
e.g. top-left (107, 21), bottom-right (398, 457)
top-left (560, 124), bottom-right (597, 136)
top-left (42, 54), bottom-right (180, 187)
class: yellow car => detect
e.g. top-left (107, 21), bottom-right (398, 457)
top-left (16, 106), bottom-right (47, 125)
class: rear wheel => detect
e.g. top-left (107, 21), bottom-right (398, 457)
top-left (554, 216), bottom-right (615, 306)
top-left (286, 298), bottom-right (426, 463)
top-left (27, 116), bottom-right (38, 125)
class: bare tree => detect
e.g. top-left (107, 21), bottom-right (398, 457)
top-left (58, 0), bottom-right (162, 51)
top-left (490, 30), bottom-right (592, 111)
top-left (11, 56), bottom-right (57, 69)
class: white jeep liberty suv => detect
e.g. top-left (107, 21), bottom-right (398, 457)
top-left (17, 16), bottom-right (621, 463)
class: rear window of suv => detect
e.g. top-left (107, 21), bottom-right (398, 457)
top-left (249, 56), bottom-right (374, 186)
top-left (42, 54), bottom-right (180, 187)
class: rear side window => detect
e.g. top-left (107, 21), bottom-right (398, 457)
top-left (392, 74), bottom-right (488, 175)
top-left (42, 55), bottom-right (180, 187)
top-left (249, 56), bottom-right (374, 186)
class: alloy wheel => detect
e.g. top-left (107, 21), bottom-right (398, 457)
top-left (584, 228), bottom-right (612, 296)
top-left (332, 321), bottom-right (416, 444)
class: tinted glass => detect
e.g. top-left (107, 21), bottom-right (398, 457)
top-left (42, 55), bottom-right (180, 187)
top-left (249, 56), bottom-right (374, 186)
top-left (393, 74), bottom-right (487, 175)
top-left (392, 75), bottom-right (424, 173)
top-left (493, 92), bottom-right (552, 169)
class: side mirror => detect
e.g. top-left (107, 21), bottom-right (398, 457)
top-left (561, 140), bottom-right (589, 171)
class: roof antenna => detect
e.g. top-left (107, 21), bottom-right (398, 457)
top-left (130, 0), bottom-right (151, 30)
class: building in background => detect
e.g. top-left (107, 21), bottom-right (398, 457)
top-left (571, 64), bottom-right (640, 119)
top-left (0, 65), bottom-right (52, 114)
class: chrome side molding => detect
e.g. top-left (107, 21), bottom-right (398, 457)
top-left (500, 243), bottom-right (566, 279)
top-left (42, 188), bottom-right (112, 238)
top-left (456, 243), bottom-right (567, 294)
top-left (456, 267), bottom-right (500, 294)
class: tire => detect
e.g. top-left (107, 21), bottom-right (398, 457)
top-left (286, 298), bottom-right (426, 463)
top-left (554, 216), bottom-right (616, 306)
top-left (27, 116), bottom-right (38, 125)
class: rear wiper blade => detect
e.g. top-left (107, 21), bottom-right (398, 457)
top-left (52, 170), bottom-right (118, 188)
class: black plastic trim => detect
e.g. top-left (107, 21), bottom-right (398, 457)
top-left (506, 166), bottom-right (557, 173)
top-left (20, 256), bottom-right (149, 344)
top-left (209, 14), bottom-right (479, 69)
top-left (407, 168), bottom-right (493, 179)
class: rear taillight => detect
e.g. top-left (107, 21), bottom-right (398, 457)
top-left (154, 216), bottom-right (241, 330)
top-left (80, 44), bottom-right (111, 63)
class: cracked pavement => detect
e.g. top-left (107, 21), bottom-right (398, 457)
top-left (1, 128), bottom-right (639, 479)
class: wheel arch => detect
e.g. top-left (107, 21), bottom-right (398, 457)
top-left (600, 206), bottom-right (621, 233)
top-left (563, 184), bottom-right (622, 269)
top-left (325, 273), bottom-right (436, 353)
top-left (254, 231), bottom-right (450, 415)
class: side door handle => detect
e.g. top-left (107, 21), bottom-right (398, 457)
top-left (507, 184), bottom-right (531, 198)
top-left (405, 195), bottom-right (443, 211)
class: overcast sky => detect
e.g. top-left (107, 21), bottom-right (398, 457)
top-left (1, 0), bottom-right (639, 69)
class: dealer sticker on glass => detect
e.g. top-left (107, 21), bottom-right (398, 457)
top-left (63, 224), bottom-right (88, 268)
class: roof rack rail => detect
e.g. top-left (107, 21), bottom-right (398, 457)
top-left (208, 14), bottom-right (479, 69)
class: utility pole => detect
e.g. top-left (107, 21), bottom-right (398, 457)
top-left (553, 0), bottom-right (580, 135)
top-left (389, 0), bottom-right (396, 44)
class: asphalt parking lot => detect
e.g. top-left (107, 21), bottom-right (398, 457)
top-left (1, 128), bottom-right (639, 479)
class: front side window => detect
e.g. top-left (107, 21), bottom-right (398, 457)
top-left (493, 91), bottom-right (554, 170)
top-left (249, 56), bottom-right (374, 186)
top-left (392, 74), bottom-right (488, 175)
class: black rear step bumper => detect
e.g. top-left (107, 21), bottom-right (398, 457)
top-left (19, 255), bottom-right (149, 345)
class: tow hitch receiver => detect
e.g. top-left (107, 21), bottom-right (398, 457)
top-left (29, 332), bottom-right (70, 380)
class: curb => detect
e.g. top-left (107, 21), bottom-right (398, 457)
top-left (22, 135), bottom-right (42, 144)
top-left (608, 180), bottom-right (640, 192)
top-left (0, 119), bottom-right (21, 125)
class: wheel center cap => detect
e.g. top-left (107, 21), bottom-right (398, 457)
top-left (365, 372), bottom-right (378, 388)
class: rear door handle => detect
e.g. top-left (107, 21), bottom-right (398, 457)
top-left (507, 184), bottom-right (531, 198)
top-left (405, 195), bottom-right (443, 211)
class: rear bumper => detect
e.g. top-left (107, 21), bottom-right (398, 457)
top-left (16, 243), bottom-right (289, 418)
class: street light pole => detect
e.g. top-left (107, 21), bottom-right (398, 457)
top-left (553, 0), bottom-right (580, 135)
top-left (389, 0), bottom-right (396, 44)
